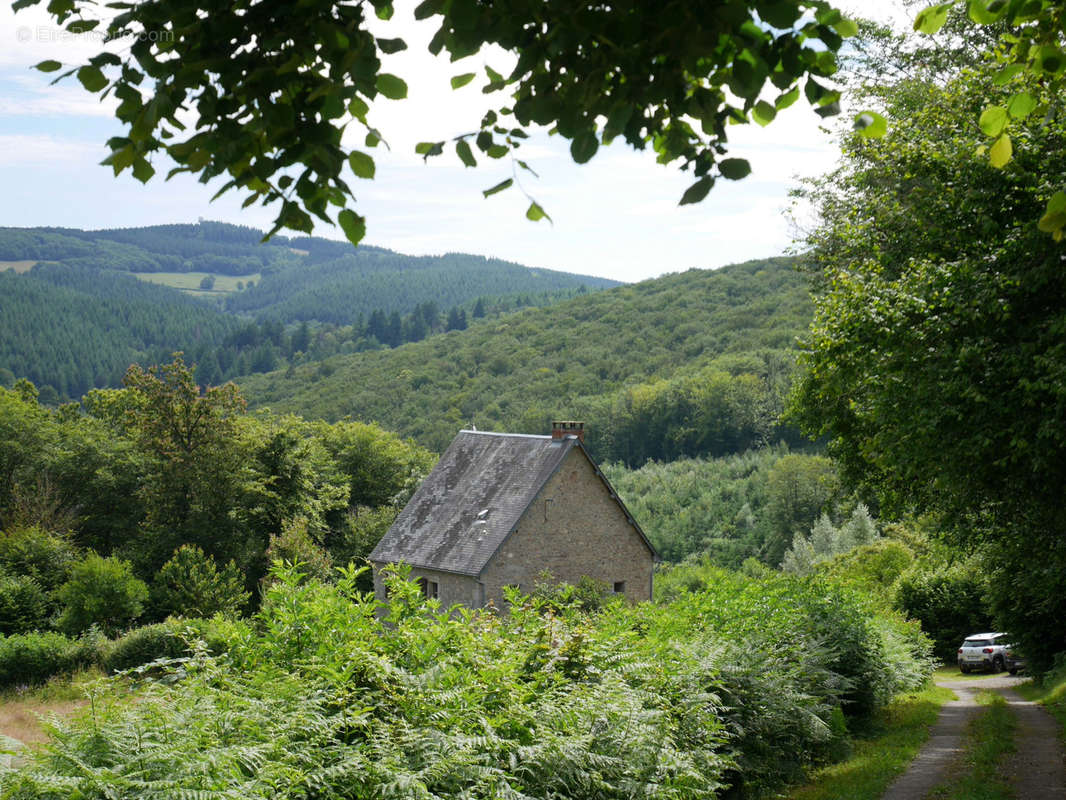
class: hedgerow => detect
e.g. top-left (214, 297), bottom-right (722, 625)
top-left (2, 563), bottom-right (932, 798)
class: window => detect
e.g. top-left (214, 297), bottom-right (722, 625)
top-left (613, 581), bottom-right (626, 594)
top-left (417, 578), bottom-right (439, 600)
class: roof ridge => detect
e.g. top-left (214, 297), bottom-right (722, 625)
top-left (458, 430), bottom-right (553, 439)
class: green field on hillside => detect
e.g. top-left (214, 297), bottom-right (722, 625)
top-left (134, 271), bottom-right (262, 295)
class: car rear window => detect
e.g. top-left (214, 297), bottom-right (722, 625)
top-left (963, 639), bottom-right (991, 647)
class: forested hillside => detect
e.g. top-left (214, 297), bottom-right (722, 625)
top-left (0, 264), bottom-right (241, 400)
top-left (603, 447), bottom-right (841, 567)
top-left (239, 257), bottom-right (812, 457)
top-left (223, 250), bottom-right (616, 323)
top-left (0, 223), bottom-right (616, 399)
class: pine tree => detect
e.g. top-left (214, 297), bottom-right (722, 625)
top-left (840, 504), bottom-right (878, 550)
top-left (809, 513), bottom-right (839, 560)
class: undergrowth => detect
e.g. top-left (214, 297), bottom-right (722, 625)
top-left (0, 562), bottom-right (933, 798)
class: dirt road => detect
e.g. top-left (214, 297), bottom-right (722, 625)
top-left (881, 675), bottom-right (1065, 800)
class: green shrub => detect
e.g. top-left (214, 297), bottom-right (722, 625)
top-left (0, 573), bottom-right (49, 634)
top-left (531, 572), bottom-right (613, 613)
top-left (151, 545), bottom-right (249, 619)
top-left (265, 517), bottom-right (333, 583)
top-left (57, 553), bottom-right (148, 636)
top-left (895, 560), bottom-right (993, 662)
top-left (100, 617), bottom-right (243, 673)
top-left (0, 525), bottom-right (79, 594)
top-left (0, 631), bottom-right (96, 688)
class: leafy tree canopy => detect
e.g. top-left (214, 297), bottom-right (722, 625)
top-left (792, 33), bottom-right (1066, 668)
top-left (18, 0), bottom-right (857, 242)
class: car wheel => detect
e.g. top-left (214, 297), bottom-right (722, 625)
top-left (992, 655), bottom-right (1005, 673)
top-left (1009, 668), bottom-right (1019, 676)
top-left (960, 666), bottom-right (970, 674)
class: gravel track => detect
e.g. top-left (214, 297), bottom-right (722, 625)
top-left (881, 675), bottom-right (1065, 800)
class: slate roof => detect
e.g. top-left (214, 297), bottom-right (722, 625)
top-left (370, 430), bottom-right (654, 576)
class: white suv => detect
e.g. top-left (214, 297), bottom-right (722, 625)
top-left (957, 632), bottom-right (1011, 674)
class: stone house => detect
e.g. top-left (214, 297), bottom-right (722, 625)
top-left (369, 422), bottom-right (658, 608)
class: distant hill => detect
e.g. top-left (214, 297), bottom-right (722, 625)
top-left (224, 251), bottom-right (616, 325)
top-left (0, 222), bottom-right (617, 399)
top-left (239, 257), bottom-right (813, 459)
top-left (0, 223), bottom-right (618, 323)
top-left (0, 263), bottom-right (240, 399)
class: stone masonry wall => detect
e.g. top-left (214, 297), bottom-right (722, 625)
top-left (479, 447), bottom-right (654, 607)
top-left (372, 564), bottom-right (481, 609)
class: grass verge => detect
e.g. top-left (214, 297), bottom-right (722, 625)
top-left (1016, 662), bottom-right (1066, 743)
top-left (928, 690), bottom-right (1015, 800)
top-left (786, 680), bottom-right (955, 800)
top-left (933, 666), bottom-right (1002, 682)
top-left (0, 667), bottom-right (106, 749)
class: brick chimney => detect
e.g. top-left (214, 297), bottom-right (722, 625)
top-left (551, 420), bottom-right (585, 442)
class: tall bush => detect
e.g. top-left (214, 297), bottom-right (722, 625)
top-left (0, 631), bottom-right (96, 688)
top-left (56, 553), bottom-right (148, 636)
top-left (0, 573), bottom-right (49, 634)
top-left (895, 560), bottom-right (994, 662)
top-left (151, 544), bottom-right (249, 619)
top-left (0, 525), bottom-right (79, 595)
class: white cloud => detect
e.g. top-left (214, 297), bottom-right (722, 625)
top-left (0, 0), bottom-right (871, 281)
top-left (0, 133), bottom-right (101, 165)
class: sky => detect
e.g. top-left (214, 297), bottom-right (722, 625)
top-left (0, 3), bottom-right (890, 283)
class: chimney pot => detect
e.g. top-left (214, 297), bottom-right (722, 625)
top-left (551, 420), bottom-right (585, 443)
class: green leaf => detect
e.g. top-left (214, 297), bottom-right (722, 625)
top-left (979, 105), bottom-right (1008, 137)
top-left (66, 18), bottom-right (98, 32)
top-left (375, 73), bottom-right (408, 100)
top-left (967, 0), bottom-right (1005, 23)
top-left (77, 66), bottom-right (107, 93)
top-left (131, 158), bottom-right (155, 183)
top-left (45, 0), bottom-right (73, 16)
top-left (348, 97), bottom-right (369, 123)
top-left (833, 17), bottom-right (859, 37)
top-left (450, 73), bottom-right (476, 89)
top-left (348, 151), bottom-right (375, 179)
top-left (1007, 92), bottom-right (1037, 120)
top-left (914, 3), bottom-right (951, 34)
top-left (815, 101), bottom-right (841, 118)
top-left (1034, 46), bottom-right (1064, 75)
top-left (679, 176), bottom-right (714, 205)
top-left (775, 86), bottom-right (800, 110)
top-left (992, 64), bottom-right (1025, 85)
top-left (376, 37), bottom-right (407, 54)
top-left (482, 178), bottom-right (512, 197)
top-left (525, 201), bottom-right (550, 222)
top-left (455, 139), bottom-right (476, 167)
top-left (1038, 191), bottom-right (1066, 233)
top-left (34, 60), bottom-right (63, 73)
top-left (752, 100), bottom-right (776, 127)
top-left (719, 158), bottom-right (751, 180)
top-left (415, 141), bottom-right (444, 157)
top-left (338, 209), bottom-right (366, 245)
top-left (570, 132), bottom-right (599, 164)
top-left (853, 110), bottom-right (888, 138)
top-left (988, 133), bottom-right (1012, 168)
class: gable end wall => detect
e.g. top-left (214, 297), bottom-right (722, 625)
top-left (479, 447), bottom-right (653, 607)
